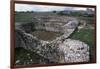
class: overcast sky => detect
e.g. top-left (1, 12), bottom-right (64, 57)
top-left (15, 4), bottom-right (92, 12)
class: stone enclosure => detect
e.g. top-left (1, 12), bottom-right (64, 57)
top-left (15, 15), bottom-right (90, 64)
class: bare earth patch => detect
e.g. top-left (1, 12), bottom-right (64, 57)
top-left (31, 31), bottom-right (62, 41)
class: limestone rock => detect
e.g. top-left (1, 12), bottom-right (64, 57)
top-left (57, 39), bottom-right (89, 63)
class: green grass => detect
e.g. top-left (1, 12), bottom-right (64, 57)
top-left (70, 29), bottom-right (94, 46)
top-left (15, 13), bottom-right (34, 22)
top-left (15, 12), bottom-right (58, 22)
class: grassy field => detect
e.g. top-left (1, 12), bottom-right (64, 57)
top-left (15, 12), bottom-right (57, 22)
top-left (70, 29), bottom-right (94, 47)
top-left (15, 12), bottom-right (34, 22)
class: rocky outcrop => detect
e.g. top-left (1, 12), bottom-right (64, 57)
top-left (54, 39), bottom-right (89, 63)
top-left (15, 28), bottom-right (89, 63)
top-left (15, 28), bottom-right (61, 62)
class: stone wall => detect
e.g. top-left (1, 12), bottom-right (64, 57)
top-left (15, 28), bottom-right (89, 63)
top-left (16, 16), bottom-right (79, 39)
top-left (15, 17), bottom-right (90, 63)
top-left (32, 16), bottom-right (78, 33)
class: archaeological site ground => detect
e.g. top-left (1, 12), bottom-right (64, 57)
top-left (14, 3), bottom-right (96, 66)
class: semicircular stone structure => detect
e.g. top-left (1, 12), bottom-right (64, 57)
top-left (15, 17), bottom-right (90, 63)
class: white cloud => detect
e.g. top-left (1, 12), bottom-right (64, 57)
top-left (15, 3), bottom-right (94, 12)
top-left (15, 4), bottom-right (34, 11)
top-left (15, 4), bottom-right (68, 11)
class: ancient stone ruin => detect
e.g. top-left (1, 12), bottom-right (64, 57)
top-left (15, 16), bottom-right (90, 64)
